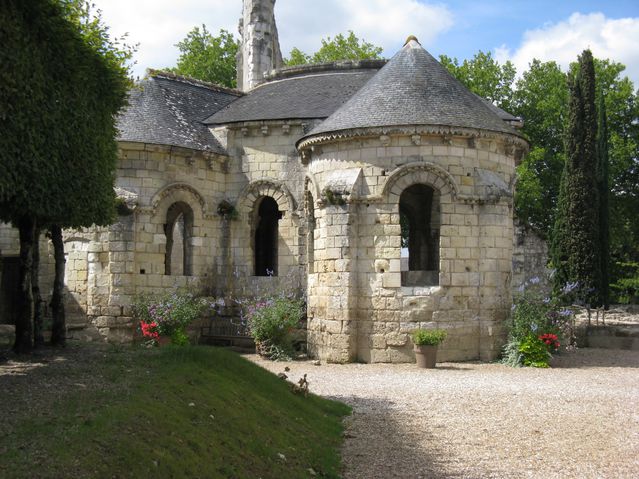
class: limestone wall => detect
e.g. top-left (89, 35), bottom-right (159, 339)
top-left (304, 131), bottom-right (521, 362)
top-left (512, 221), bottom-right (549, 291)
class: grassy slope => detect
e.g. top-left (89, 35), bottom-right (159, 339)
top-left (1, 346), bottom-right (350, 478)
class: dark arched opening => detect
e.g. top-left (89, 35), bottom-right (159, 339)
top-left (254, 196), bottom-right (280, 276)
top-left (399, 184), bottom-right (440, 286)
top-left (164, 201), bottom-right (194, 276)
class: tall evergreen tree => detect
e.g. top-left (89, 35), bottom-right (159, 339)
top-left (551, 50), bottom-right (600, 304)
top-left (597, 94), bottom-right (610, 308)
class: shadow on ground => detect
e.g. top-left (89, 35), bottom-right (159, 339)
top-left (552, 347), bottom-right (639, 369)
top-left (324, 395), bottom-right (454, 479)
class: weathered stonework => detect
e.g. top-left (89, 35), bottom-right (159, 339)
top-left (237, 0), bottom-right (283, 90)
top-left (0, 2), bottom-right (536, 363)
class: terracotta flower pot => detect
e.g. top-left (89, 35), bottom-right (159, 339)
top-left (414, 344), bottom-right (438, 368)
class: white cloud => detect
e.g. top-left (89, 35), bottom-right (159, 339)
top-left (92, 0), bottom-right (241, 78)
top-left (495, 12), bottom-right (639, 86)
top-left (277, 0), bottom-right (453, 58)
top-left (92, 0), bottom-right (453, 78)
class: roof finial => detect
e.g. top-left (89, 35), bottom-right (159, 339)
top-left (404, 35), bottom-right (420, 46)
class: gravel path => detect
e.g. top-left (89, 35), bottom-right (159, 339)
top-left (250, 348), bottom-right (639, 479)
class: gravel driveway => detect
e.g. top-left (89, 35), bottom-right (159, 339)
top-left (251, 348), bottom-right (639, 479)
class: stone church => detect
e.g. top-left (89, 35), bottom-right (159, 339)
top-left (0, 0), bottom-right (540, 362)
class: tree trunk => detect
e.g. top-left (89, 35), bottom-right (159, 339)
top-left (50, 224), bottom-right (66, 346)
top-left (14, 216), bottom-right (35, 354)
top-left (32, 227), bottom-right (45, 347)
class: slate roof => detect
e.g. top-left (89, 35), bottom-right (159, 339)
top-left (117, 72), bottom-right (241, 154)
top-left (204, 62), bottom-right (383, 125)
top-left (300, 39), bottom-right (522, 142)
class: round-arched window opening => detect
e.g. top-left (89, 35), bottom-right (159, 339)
top-left (399, 184), bottom-right (440, 286)
top-left (254, 196), bottom-right (281, 276)
top-left (164, 201), bottom-right (194, 276)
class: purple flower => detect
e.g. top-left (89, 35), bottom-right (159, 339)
top-left (529, 277), bottom-right (540, 285)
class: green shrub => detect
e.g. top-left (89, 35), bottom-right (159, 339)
top-left (503, 276), bottom-right (575, 367)
top-left (518, 335), bottom-right (551, 368)
top-left (610, 261), bottom-right (639, 304)
top-left (241, 295), bottom-right (305, 360)
top-left (132, 290), bottom-right (206, 345)
top-left (411, 329), bottom-right (447, 346)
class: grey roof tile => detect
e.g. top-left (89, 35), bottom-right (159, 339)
top-left (117, 72), bottom-right (240, 154)
top-left (301, 40), bottom-right (523, 141)
top-left (204, 65), bottom-right (380, 124)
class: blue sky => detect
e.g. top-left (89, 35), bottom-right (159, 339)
top-left (92, 0), bottom-right (639, 85)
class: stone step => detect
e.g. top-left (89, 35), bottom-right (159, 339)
top-left (585, 323), bottom-right (639, 351)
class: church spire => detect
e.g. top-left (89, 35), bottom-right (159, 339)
top-left (236, 0), bottom-right (283, 91)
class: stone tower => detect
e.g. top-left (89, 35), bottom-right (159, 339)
top-left (236, 0), bottom-right (283, 91)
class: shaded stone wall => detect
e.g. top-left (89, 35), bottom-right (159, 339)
top-left (512, 221), bottom-right (549, 291)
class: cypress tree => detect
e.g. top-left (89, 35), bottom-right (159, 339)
top-left (551, 50), bottom-right (600, 304)
top-left (597, 94), bottom-right (610, 308)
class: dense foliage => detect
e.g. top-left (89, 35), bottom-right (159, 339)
top-left (442, 49), bottom-right (638, 304)
top-left (172, 26), bottom-right (239, 88)
top-left (551, 50), bottom-right (601, 305)
top-left (0, 0), bottom-right (129, 351)
top-left (502, 277), bottom-right (575, 368)
top-left (411, 329), bottom-right (447, 346)
top-left (133, 291), bottom-right (207, 345)
top-left (439, 51), bottom-right (516, 112)
top-left (240, 293), bottom-right (305, 360)
top-left (285, 31), bottom-right (383, 66)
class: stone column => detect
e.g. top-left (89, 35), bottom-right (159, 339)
top-left (477, 201), bottom-right (513, 360)
top-left (307, 201), bottom-right (358, 363)
top-left (237, 0), bottom-right (283, 91)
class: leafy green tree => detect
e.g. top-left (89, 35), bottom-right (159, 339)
top-left (551, 50), bottom-right (600, 304)
top-left (439, 51), bottom-right (516, 111)
top-left (597, 94), bottom-right (610, 308)
top-left (172, 26), bottom-right (239, 88)
top-left (0, 0), bottom-right (128, 351)
top-left (285, 31), bottom-right (383, 66)
top-left (511, 60), bottom-right (569, 234)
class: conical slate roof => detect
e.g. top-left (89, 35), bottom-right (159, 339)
top-left (299, 39), bottom-right (521, 144)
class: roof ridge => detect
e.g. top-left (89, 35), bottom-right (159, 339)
top-left (263, 59), bottom-right (387, 82)
top-left (147, 69), bottom-right (244, 96)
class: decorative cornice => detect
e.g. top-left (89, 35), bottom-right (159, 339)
top-left (296, 124), bottom-right (529, 152)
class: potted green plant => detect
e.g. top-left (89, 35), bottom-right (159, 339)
top-left (411, 329), bottom-right (447, 368)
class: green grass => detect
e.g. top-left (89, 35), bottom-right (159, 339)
top-left (0, 346), bottom-right (351, 478)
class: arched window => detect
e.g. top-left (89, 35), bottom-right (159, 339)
top-left (164, 202), bottom-right (194, 276)
top-left (399, 184), bottom-right (440, 286)
top-left (254, 196), bottom-right (280, 276)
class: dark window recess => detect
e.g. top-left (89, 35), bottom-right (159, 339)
top-left (0, 257), bottom-right (20, 325)
top-left (399, 184), bottom-right (440, 286)
top-left (254, 196), bottom-right (281, 276)
top-left (164, 202), bottom-right (194, 276)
